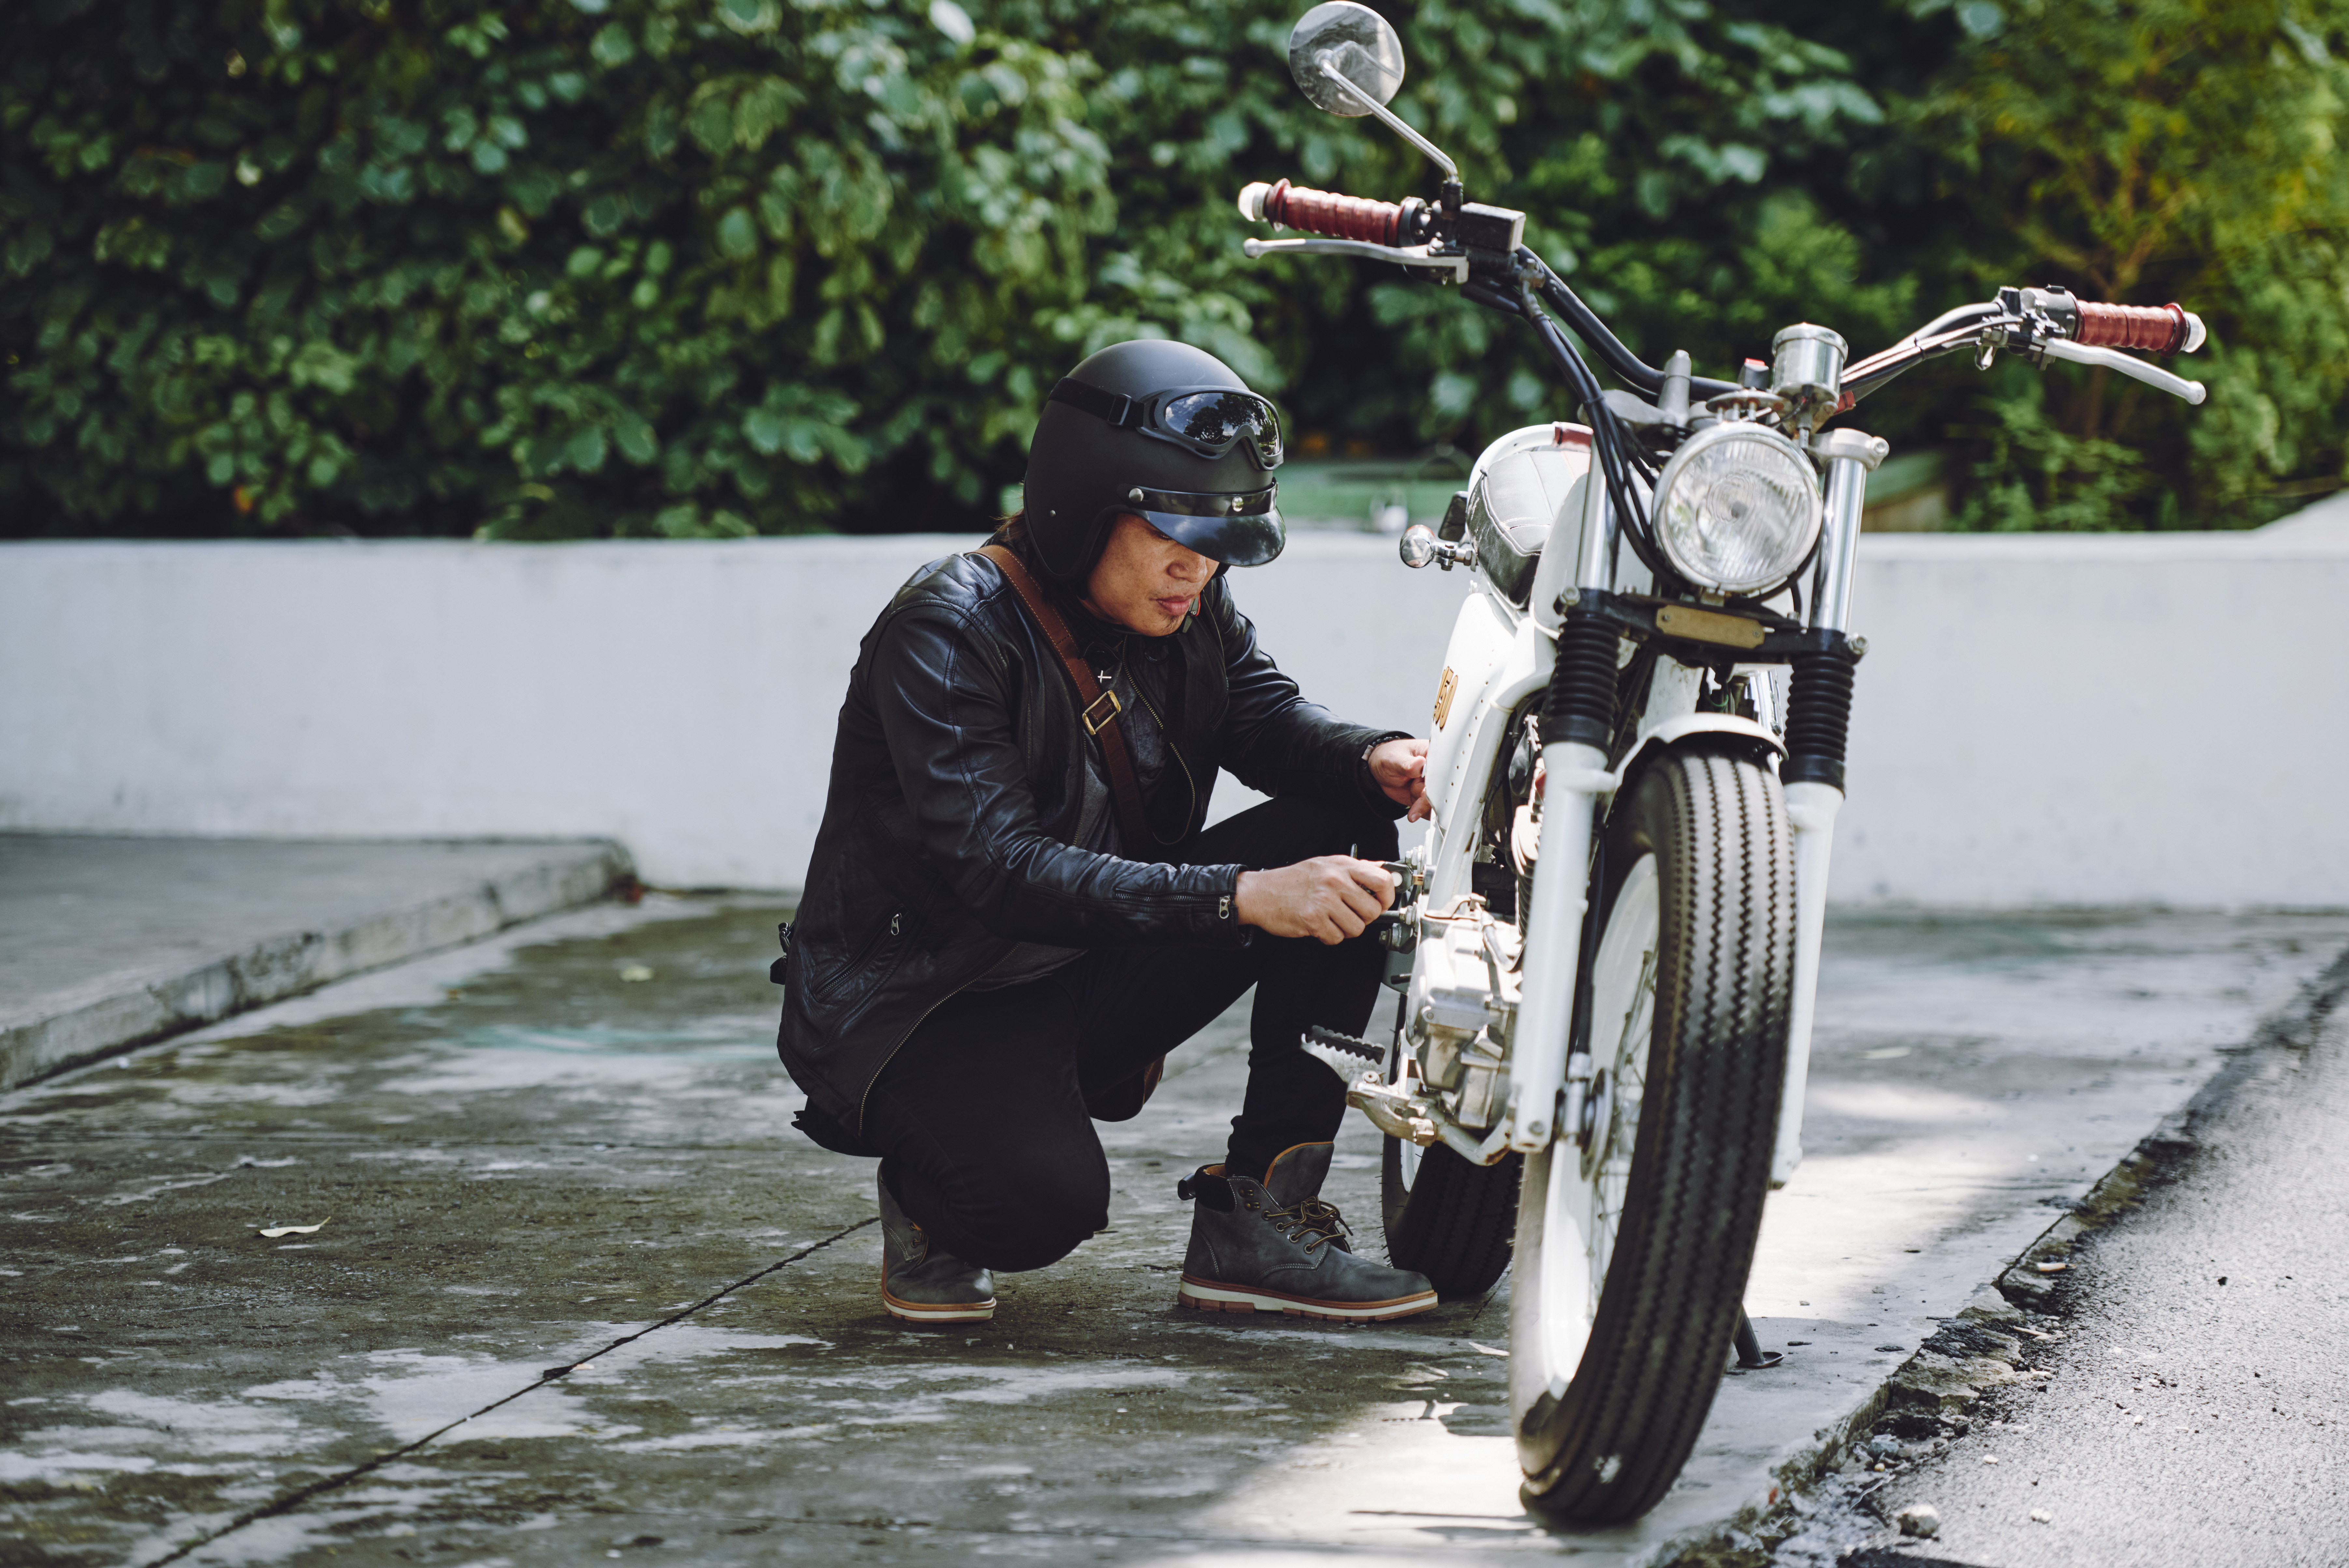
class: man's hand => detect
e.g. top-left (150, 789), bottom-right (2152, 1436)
top-left (1370, 736), bottom-right (1432, 822)
top-left (1234, 856), bottom-right (1396, 944)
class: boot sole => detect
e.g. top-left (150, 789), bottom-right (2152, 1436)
top-left (882, 1287), bottom-right (996, 1323)
top-left (1175, 1275), bottom-right (1437, 1323)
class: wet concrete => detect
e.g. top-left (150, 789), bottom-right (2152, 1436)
top-left (4, 899), bottom-right (2346, 1566)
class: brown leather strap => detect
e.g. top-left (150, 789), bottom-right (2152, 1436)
top-left (978, 544), bottom-right (1152, 851)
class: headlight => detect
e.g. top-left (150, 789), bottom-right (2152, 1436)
top-left (1651, 423), bottom-right (1822, 595)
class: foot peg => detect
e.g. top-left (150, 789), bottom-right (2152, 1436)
top-left (1303, 1024), bottom-right (1384, 1066)
top-left (1301, 1027), bottom-right (1436, 1147)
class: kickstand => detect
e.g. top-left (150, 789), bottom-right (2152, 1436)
top-left (1734, 1309), bottom-right (1784, 1370)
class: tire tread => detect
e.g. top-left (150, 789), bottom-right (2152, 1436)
top-left (1382, 1140), bottom-right (1520, 1298)
top-left (1513, 748), bottom-right (1796, 1521)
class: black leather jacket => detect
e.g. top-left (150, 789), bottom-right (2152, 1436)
top-left (775, 543), bottom-right (1399, 1151)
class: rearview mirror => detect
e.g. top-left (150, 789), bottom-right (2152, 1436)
top-left (1287, 2), bottom-right (1406, 117)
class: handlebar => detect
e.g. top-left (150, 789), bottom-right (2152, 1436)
top-left (1234, 179), bottom-right (2207, 410)
top-left (1846, 285), bottom-right (2207, 405)
top-left (1237, 179), bottom-right (1741, 403)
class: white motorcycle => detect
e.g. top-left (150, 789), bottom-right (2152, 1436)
top-left (1251, 2), bottom-right (2210, 1521)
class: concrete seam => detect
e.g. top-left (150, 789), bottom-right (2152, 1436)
top-left (1643, 935), bottom-right (2349, 1568)
top-left (141, 1214), bottom-right (879, 1568)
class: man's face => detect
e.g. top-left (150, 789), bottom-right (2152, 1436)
top-left (1079, 512), bottom-right (1215, 637)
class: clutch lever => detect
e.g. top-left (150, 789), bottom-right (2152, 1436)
top-left (1241, 235), bottom-right (1468, 283)
top-left (2040, 337), bottom-right (2208, 405)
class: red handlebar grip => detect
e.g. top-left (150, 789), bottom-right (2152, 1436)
top-left (2076, 301), bottom-right (2191, 355)
top-left (1261, 179), bottom-right (1404, 246)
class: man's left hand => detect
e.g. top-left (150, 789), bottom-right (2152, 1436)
top-left (1369, 737), bottom-right (1432, 822)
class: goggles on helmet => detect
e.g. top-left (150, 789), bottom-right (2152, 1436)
top-left (1120, 482), bottom-right (1284, 567)
top-left (1048, 379), bottom-right (1285, 470)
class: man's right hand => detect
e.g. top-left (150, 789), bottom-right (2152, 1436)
top-left (1233, 856), bottom-right (1396, 945)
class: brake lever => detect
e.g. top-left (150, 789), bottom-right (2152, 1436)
top-left (1241, 235), bottom-right (1469, 284)
top-left (2040, 337), bottom-right (2208, 405)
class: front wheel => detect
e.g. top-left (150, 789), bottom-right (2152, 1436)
top-left (1509, 747), bottom-right (1794, 1522)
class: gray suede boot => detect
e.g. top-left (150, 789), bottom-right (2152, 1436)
top-left (1174, 1142), bottom-right (1436, 1323)
top-left (878, 1171), bottom-right (996, 1324)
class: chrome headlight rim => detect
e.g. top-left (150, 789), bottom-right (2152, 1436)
top-left (1649, 421), bottom-right (1823, 597)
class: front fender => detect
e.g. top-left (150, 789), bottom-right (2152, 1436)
top-left (1611, 713), bottom-right (1783, 796)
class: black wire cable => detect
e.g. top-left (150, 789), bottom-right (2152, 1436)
top-left (1514, 271), bottom-right (1659, 560)
top-left (1523, 256), bottom-right (1742, 402)
top-left (1459, 259), bottom-right (1658, 562)
top-left (1464, 261), bottom-right (1664, 574)
top-left (1459, 281), bottom-right (1526, 317)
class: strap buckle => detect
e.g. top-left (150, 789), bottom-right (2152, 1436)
top-left (1082, 689), bottom-right (1123, 735)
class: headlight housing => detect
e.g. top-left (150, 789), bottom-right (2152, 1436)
top-left (1651, 423), bottom-right (1822, 595)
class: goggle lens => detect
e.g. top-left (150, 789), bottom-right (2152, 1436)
top-left (1160, 391), bottom-right (1282, 464)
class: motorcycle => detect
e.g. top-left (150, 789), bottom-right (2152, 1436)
top-left (1250, 1), bottom-right (2209, 1522)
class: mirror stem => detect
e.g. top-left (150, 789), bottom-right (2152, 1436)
top-left (1318, 56), bottom-right (1458, 179)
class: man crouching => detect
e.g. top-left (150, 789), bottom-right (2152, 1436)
top-left (775, 339), bottom-right (1437, 1325)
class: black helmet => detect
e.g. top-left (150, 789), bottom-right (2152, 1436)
top-left (1020, 339), bottom-right (1286, 582)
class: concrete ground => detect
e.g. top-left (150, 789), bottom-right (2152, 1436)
top-left (0, 835), bottom-right (632, 1090)
top-left (5, 895), bottom-right (2346, 1567)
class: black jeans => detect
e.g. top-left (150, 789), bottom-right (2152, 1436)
top-left (862, 795), bottom-right (1399, 1273)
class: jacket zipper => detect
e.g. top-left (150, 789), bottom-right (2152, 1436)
top-left (838, 910), bottom-right (901, 979)
top-left (1128, 679), bottom-right (1200, 845)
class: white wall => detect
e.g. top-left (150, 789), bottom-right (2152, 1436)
top-left (1836, 532), bottom-right (2349, 906)
top-left (4, 530), bottom-right (2345, 906)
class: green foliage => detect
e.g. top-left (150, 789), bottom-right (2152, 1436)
top-left (3, 0), bottom-right (2345, 536)
top-left (3, 0), bottom-right (1112, 535)
top-left (1920, 0), bottom-right (2349, 529)
top-left (992, 0), bottom-right (1927, 449)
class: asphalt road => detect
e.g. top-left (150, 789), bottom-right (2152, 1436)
top-left (1772, 948), bottom-right (2349, 1568)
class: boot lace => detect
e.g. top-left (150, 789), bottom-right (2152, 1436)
top-left (1262, 1194), bottom-right (1351, 1254)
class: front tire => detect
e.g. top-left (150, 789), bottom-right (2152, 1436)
top-left (1509, 747), bottom-right (1794, 1522)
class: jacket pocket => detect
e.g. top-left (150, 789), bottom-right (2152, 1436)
top-left (817, 908), bottom-right (906, 1000)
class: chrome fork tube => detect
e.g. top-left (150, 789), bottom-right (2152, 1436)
top-left (1509, 468), bottom-right (1623, 1154)
top-left (1808, 431), bottom-right (1882, 631)
top-left (1574, 465), bottom-right (1620, 593)
top-left (1773, 429), bottom-right (1884, 1185)
top-left (1508, 742), bottom-right (1608, 1153)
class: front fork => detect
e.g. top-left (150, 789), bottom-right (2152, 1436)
top-left (1503, 430), bottom-right (1886, 1174)
top-left (1503, 463), bottom-right (1637, 1156)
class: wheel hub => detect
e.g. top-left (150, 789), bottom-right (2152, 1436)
top-left (1577, 1067), bottom-right (1611, 1180)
